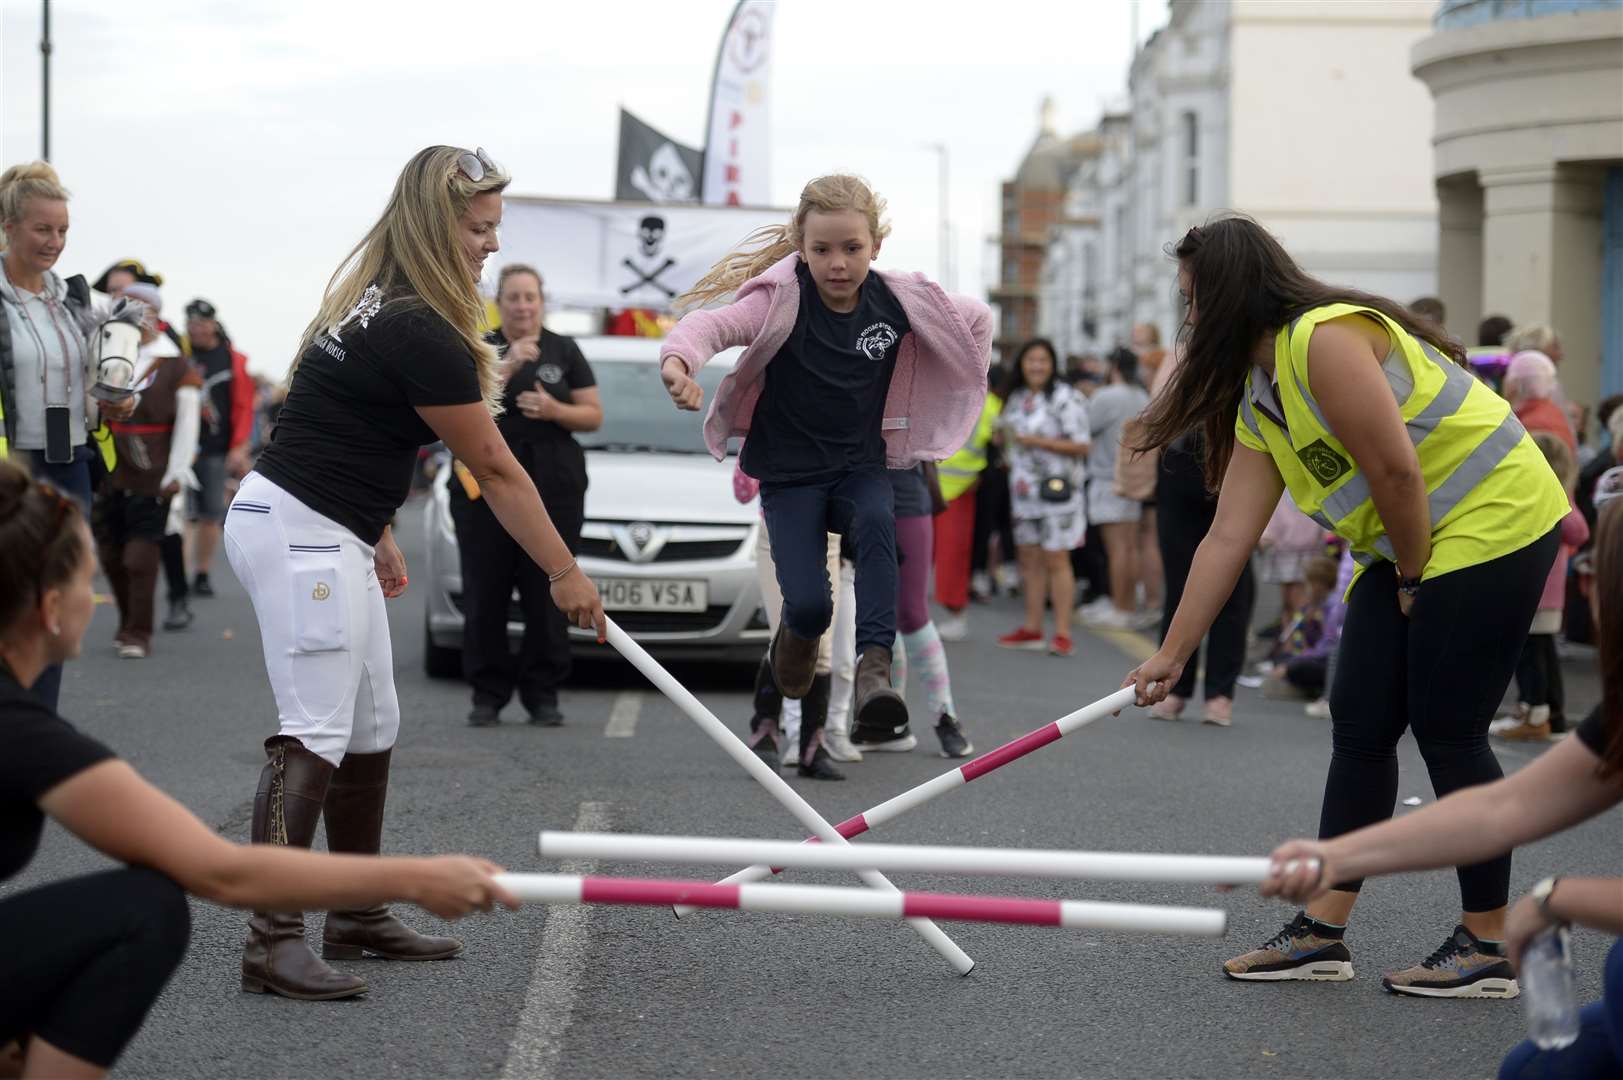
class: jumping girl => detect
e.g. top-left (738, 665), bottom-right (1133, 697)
top-left (660, 174), bottom-right (990, 752)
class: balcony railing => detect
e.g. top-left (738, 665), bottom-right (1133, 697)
top-left (1436, 0), bottom-right (1621, 29)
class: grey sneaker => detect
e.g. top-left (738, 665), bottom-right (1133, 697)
top-left (1223, 913), bottom-right (1354, 981)
top-left (934, 714), bottom-right (973, 758)
top-left (1381, 925), bottom-right (1518, 999)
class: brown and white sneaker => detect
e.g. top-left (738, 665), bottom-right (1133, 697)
top-left (1223, 913), bottom-right (1354, 982)
top-left (1495, 704), bottom-right (1552, 742)
top-left (1380, 925), bottom-right (1518, 999)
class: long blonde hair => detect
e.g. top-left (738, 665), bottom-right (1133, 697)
top-left (291, 146), bottom-right (511, 411)
top-left (0, 161), bottom-right (70, 227)
top-left (676, 174), bottom-right (890, 310)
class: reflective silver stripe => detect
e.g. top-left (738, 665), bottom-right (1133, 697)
top-left (1308, 510), bottom-right (1337, 533)
top-left (1240, 390), bottom-right (1263, 440)
top-left (1424, 411), bottom-right (1525, 526)
top-left (1315, 348), bottom-right (1479, 522)
top-left (1383, 344), bottom-right (1415, 404)
top-left (1373, 535), bottom-right (1396, 561)
top-left (938, 464), bottom-right (981, 478)
top-left (1351, 549), bottom-right (1375, 568)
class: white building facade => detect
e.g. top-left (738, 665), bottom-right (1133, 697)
top-left (1046, 0), bottom-right (1441, 354)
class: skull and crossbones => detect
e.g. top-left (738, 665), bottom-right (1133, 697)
top-left (622, 214), bottom-right (678, 298)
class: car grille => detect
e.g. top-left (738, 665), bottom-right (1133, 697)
top-left (578, 536), bottom-right (745, 563)
top-left (449, 594), bottom-right (732, 635)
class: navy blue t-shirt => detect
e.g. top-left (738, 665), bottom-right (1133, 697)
top-left (742, 262), bottom-right (910, 484)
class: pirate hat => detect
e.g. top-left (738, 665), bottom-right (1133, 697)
top-left (93, 258), bottom-right (164, 294)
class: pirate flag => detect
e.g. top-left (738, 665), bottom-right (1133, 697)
top-left (615, 109), bottom-right (703, 205)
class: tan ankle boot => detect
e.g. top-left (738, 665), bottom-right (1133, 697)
top-left (241, 737), bottom-right (369, 1000)
top-left (850, 645), bottom-right (909, 742)
top-left (769, 621), bottom-right (819, 700)
top-left (321, 749), bottom-right (462, 961)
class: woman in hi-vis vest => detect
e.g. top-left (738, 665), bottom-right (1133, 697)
top-left (1125, 217), bottom-right (1568, 1000)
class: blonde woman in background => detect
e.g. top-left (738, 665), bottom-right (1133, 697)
top-left (224, 146), bottom-right (603, 1001)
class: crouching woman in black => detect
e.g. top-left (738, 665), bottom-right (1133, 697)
top-left (0, 463), bottom-right (518, 1080)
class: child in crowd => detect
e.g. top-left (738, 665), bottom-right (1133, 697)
top-left (1497, 431), bottom-right (1589, 740)
top-left (1263, 555), bottom-right (1341, 701)
top-left (661, 175), bottom-right (991, 756)
top-left (1256, 491), bottom-right (1325, 641)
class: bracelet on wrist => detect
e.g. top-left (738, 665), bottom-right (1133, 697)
top-left (547, 558), bottom-right (577, 584)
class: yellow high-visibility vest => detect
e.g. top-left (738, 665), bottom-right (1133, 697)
top-left (1234, 303), bottom-right (1567, 583)
top-left (937, 393), bottom-right (1003, 502)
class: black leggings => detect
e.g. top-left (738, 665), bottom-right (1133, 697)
top-left (0, 867), bottom-right (190, 1068)
top-left (1322, 527), bottom-right (1558, 911)
top-left (1157, 438), bottom-right (1254, 700)
top-left (1514, 632), bottom-right (1562, 711)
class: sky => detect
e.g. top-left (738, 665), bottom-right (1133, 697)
top-left (2, 0), bottom-right (1168, 377)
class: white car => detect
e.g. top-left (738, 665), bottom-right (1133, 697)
top-left (422, 337), bottom-right (768, 673)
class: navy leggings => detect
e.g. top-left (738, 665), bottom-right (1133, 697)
top-left (761, 468), bottom-right (896, 654)
top-left (0, 867), bottom-right (190, 1068)
top-left (1322, 527), bottom-right (1558, 911)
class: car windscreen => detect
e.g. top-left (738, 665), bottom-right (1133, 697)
top-left (578, 362), bottom-right (732, 456)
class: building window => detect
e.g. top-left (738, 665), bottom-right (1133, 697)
top-left (1182, 111), bottom-right (1199, 207)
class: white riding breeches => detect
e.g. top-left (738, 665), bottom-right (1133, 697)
top-left (223, 472), bottom-right (400, 766)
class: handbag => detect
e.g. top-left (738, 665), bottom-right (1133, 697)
top-left (1038, 474), bottom-right (1074, 504)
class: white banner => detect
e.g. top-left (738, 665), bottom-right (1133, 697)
top-left (496, 197), bottom-right (788, 312)
top-left (701, 0), bottom-right (774, 207)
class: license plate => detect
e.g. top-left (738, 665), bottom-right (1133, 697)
top-left (595, 578), bottom-right (708, 613)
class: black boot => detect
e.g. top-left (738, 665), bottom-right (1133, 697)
top-left (745, 654), bottom-right (781, 770)
top-left (797, 673), bottom-right (844, 780)
top-left (163, 596), bottom-right (194, 631)
top-left (850, 645), bottom-right (910, 745)
top-left (321, 749), bottom-right (463, 961)
top-left (241, 737), bottom-right (368, 1000)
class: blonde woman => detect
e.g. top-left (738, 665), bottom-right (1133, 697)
top-left (223, 146), bottom-right (604, 1001)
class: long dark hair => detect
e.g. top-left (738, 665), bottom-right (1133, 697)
top-left (1594, 500), bottom-right (1623, 781)
top-left (999, 337), bottom-right (1061, 401)
top-left (1135, 215), bottom-right (1467, 488)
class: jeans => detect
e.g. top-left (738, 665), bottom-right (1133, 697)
top-left (761, 468), bottom-right (896, 654)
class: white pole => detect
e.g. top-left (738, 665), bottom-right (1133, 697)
top-left (540, 832), bottom-right (1273, 885)
top-left (601, 620), bottom-right (975, 975)
top-left (674, 687), bottom-right (1139, 916)
top-left (492, 872), bottom-right (1226, 937)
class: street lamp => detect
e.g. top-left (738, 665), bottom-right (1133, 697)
top-left (40, 0), bottom-right (53, 161)
top-left (924, 142), bottom-right (952, 292)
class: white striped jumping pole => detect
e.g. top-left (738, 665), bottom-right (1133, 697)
top-left (601, 620), bottom-right (975, 974)
top-left (494, 872), bottom-right (1226, 936)
top-left (674, 686), bottom-right (1139, 916)
top-left (541, 832), bottom-right (1273, 885)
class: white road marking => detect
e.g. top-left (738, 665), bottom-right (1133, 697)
top-left (604, 691), bottom-right (643, 738)
top-left (499, 800), bottom-right (613, 1080)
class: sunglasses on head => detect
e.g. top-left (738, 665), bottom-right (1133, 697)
top-left (456, 147), bottom-right (500, 183)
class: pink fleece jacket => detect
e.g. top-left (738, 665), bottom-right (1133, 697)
top-left (1541, 505), bottom-right (1590, 613)
top-left (659, 254), bottom-right (992, 467)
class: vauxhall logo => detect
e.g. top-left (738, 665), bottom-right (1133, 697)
top-left (614, 521), bottom-right (665, 563)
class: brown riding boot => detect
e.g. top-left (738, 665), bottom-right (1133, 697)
top-left (850, 645), bottom-right (910, 744)
top-left (769, 620), bottom-right (819, 700)
top-left (241, 737), bottom-right (368, 1000)
top-left (321, 749), bottom-right (462, 961)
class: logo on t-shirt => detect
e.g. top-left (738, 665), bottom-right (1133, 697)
top-left (856, 322), bottom-right (899, 362)
top-left (537, 363), bottom-right (564, 385)
top-left (329, 284), bottom-right (384, 344)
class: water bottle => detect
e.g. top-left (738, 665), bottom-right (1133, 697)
top-left (1519, 925), bottom-right (1580, 1051)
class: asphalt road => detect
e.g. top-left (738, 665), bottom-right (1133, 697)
top-left (15, 503), bottom-right (1619, 1080)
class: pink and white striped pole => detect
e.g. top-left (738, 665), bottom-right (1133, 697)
top-left (675, 686), bottom-right (1140, 917)
top-left (494, 872), bottom-right (1227, 936)
top-left (601, 619), bottom-right (975, 974)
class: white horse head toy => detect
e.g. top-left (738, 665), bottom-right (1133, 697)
top-left (91, 298), bottom-right (147, 403)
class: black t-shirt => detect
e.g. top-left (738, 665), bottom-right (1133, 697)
top-left (1576, 704), bottom-right (1617, 760)
top-left (742, 262), bottom-right (910, 484)
top-left (481, 328), bottom-right (595, 495)
top-left (0, 665), bottom-right (116, 882)
top-left (256, 287), bottom-right (483, 544)
top-left (194, 340), bottom-right (238, 456)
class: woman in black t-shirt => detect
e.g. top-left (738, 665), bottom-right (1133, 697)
top-left (451, 263), bottom-right (601, 728)
top-left (0, 463), bottom-right (518, 1078)
top-left (222, 146), bottom-right (604, 1001)
top-left (1262, 477), bottom-right (1623, 1077)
